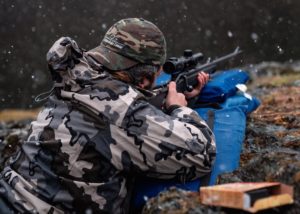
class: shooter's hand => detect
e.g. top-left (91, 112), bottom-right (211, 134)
top-left (165, 81), bottom-right (187, 109)
top-left (184, 72), bottom-right (209, 99)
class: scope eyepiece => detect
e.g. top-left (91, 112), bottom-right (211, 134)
top-left (163, 50), bottom-right (204, 74)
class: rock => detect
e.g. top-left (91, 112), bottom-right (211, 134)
top-left (219, 151), bottom-right (300, 214)
top-left (142, 187), bottom-right (226, 214)
top-left (219, 151), bottom-right (300, 195)
top-left (0, 120), bottom-right (31, 171)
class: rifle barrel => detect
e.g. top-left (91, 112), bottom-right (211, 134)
top-left (192, 47), bottom-right (242, 72)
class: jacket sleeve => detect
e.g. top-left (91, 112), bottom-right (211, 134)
top-left (109, 98), bottom-right (216, 181)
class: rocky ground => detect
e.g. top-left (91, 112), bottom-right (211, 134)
top-left (0, 119), bottom-right (32, 171)
top-left (0, 61), bottom-right (299, 213)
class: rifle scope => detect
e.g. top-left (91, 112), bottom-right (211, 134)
top-left (163, 49), bottom-right (204, 74)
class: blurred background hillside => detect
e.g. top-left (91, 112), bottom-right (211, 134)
top-left (1, 0), bottom-right (299, 109)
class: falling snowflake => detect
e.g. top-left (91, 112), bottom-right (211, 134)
top-left (277, 45), bottom-right (284, 54)
top-left (227, 31), bottom-right (233, 38)
top-left (251, 32), bottom-right (259, 43)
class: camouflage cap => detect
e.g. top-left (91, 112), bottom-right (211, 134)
top-left (89, 18), bottom-right (167, 71)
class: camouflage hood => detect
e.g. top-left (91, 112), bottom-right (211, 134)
top-left (47, 37), bottom-right (106, 90)
top-left (88, 18), bottom-right (167, 70)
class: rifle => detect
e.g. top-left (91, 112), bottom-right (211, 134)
top-left (149, 47), bottom-right (242, 109)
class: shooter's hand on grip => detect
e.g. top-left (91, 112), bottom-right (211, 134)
top-left (184, 71), bottom-right (209, 99)
top-left (165, 81), bottom-right (187, 109)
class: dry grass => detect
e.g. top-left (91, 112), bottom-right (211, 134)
top-left (254, 73), bottom-right (300, 87)
top-left (0, 109), bottom-right (40, 122)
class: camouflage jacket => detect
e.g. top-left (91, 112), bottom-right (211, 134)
top-left (0, 37), bottom-right (216, 214)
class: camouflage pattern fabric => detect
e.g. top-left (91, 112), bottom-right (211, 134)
top-left (89, 18), bottom-right (167, 70)
top-left (0, 37), bottom-right (216, 214)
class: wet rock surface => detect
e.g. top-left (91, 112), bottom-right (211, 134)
top-left (0, 62), bottom-right (300, 213)
top-left (0, 120), bottom-right (31, 171)
top-left (142, 187), bottom-right (226, 214)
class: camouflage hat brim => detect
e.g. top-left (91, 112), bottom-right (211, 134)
top-left (88, 45), bottom-right (139, 71)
